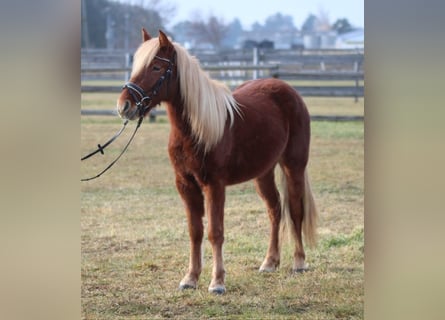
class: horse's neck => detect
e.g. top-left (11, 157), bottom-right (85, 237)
top-left (165, 98), bottom-right (207, 168)
top-left (165, 98), bottom-right (193, 141)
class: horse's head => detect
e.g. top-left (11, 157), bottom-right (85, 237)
top-left (117, 29), bottom-right (177, 120)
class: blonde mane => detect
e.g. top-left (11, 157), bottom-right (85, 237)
top-left (131, 38), bottom-right (241, 152)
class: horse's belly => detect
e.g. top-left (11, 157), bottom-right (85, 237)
top-left (225, 132), bottom-right (287, 185)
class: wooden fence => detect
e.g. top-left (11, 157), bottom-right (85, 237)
top-left (82, 48), bottom-right (363, 98)
top-left (81, 48), bottom-right (364, 71)
top-left (81, 48), bottom-right (363, 120)
top-left (80, 108), bottom-right (363, 122)
top-left (81, 65), bottom-right (363, 99)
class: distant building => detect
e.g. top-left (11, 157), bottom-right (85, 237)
top-left (174, 23), bottom-right (363, 51)
top-left (239, 29), bottom-right (350, 50)
top-left (238, 29), bottom-right (299, 50)
top-left (336, 29), bottom-right (364, 49)
top-left (241, 39), bottom-right (275, 50)
top-left (303, 31), bottom-right (338, 49)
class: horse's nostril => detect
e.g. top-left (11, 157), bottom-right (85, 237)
top-left (123, 100), bottom-right (130, 112)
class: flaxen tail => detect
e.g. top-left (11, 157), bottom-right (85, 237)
top-left (301, 169), bottom-right (318, 247)
top-left (279, 168), bottom-right (318, 249)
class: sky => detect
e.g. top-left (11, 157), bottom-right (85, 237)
top-left (166, 0), bottom-right (364, 30)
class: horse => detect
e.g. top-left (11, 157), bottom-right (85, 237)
top-left (117, 29), bottom-right (318, 294)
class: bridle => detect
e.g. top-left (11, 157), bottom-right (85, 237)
top-left (122, 55), bottom-right (175, 118)
top-left (81, 54), bottom-right (176, 182)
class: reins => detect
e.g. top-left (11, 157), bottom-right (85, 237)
top-left (81, 117), bottom-right (143, 182)
top-left (81, 119), bottom-right (129, 161)
top-left (81, 54), bottom-right (175, 182)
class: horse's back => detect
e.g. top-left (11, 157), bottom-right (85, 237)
top-left (233, 78), bottom-right (309, 133)
top-left (233, 78), bottom-right (308, 117)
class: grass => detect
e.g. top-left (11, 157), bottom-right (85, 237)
top-left (81, 95), bottom-right (364, 319)
top-left (81, 91), bottom-right (364, 117)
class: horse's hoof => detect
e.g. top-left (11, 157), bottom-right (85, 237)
top-left (208, 285), bottom-right (226, 295)
top-left (292, 266), bottom-right (309, 274)
top-left (259, 265), bottom-right (277, 272)
top-left (292, 260), bottom-right (309, 273)
top-left (259, 260), bottom-right (278, 272)
top-left (179, 283), bottom-right (196, 290)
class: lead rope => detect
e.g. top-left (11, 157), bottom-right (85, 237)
top-left (81, 119), bottom-right (129, 161)
top-left (81, 117), bottom-right (143, 181)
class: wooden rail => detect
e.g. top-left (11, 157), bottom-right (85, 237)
top-left (80, 109), bottom-right (363, 122)
top-left (81, 65), bottom-right (363, 99)
top-left (81, 84), bottom-right (363, 98)
top-left (81, 49), bottom-right (364, 121)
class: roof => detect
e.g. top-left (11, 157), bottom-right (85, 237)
top-left (339, 29), bottom-right (364, 44)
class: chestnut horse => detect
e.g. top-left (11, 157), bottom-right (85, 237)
top-left (117, 29), bottom-right (318, 294)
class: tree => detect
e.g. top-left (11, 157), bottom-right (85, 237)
top-left (108, 2), bottom-right (164, 49)
top-left (250, 22), bottom-right (263, 32)
top-left (263, 12), bottom-right (297, 32)
top-left (222, 18), bottom-right (243, 48)
top-left (301, 9), bottom-right (332, 33)
top-left (331, 18), bottom-right (354, 34)
top-left (82, 0), bottom-right (109, 48)
top-left (129, 0), bottom-right (176, 29)
top-left (188, 14), bottom-right (229, 49)
top-left (171, 21), bottom-right (194, 44)
top-left (81, 0), bottom-right (172, 49)
top-left (301, 14), bottom-right (318, 33)
top-left (316, 7), bottom-right (331, 31)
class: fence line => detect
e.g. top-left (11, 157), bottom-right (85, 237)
top-left (81, 49), bottom-right (364, 121)
top-left (82, 48), bottom-right (364, 70)
top-left (80, 109), bottom-right (363, 122)
top-left (81, 47), bottom-right (364, 99)
top-left (81, 67), bottom-right (364, 99)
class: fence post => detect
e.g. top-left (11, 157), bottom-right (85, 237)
top-left (253, 47), bottom-right (258, 80)
top-left (272, 65), bottom-right (279, 78)
top-left (355, 51), bottom-right (360, 103)
top-left (125, 53), bottom-right (132, 81)
top-left (354, 73), bottom-right (360, 103)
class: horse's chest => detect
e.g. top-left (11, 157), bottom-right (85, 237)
top-left (168, 140), bottom-right (203, 174)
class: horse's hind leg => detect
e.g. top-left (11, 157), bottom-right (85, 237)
top-left (254, 169), bottom-right (282, 272)
top-left (281, 165), bottom-right (308, 272)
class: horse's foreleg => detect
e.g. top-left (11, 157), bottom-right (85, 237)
top-left (175, 174), bottom-right (205, 290)
top-left (204, 183), bottom-right (226, 294)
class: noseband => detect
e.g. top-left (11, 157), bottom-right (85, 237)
top-left (122, 55), bottom-right (175, 118)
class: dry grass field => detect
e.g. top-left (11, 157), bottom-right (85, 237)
top-left (81, 95), bottom-right (363, 319)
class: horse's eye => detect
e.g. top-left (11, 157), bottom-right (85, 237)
top-left (153, 66), bottom-right (161, 71)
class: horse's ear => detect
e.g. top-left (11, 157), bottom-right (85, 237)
top-left (141, 28), bottom-right (152, 42)
top-left (158, 30), bottom-right (172, 48)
